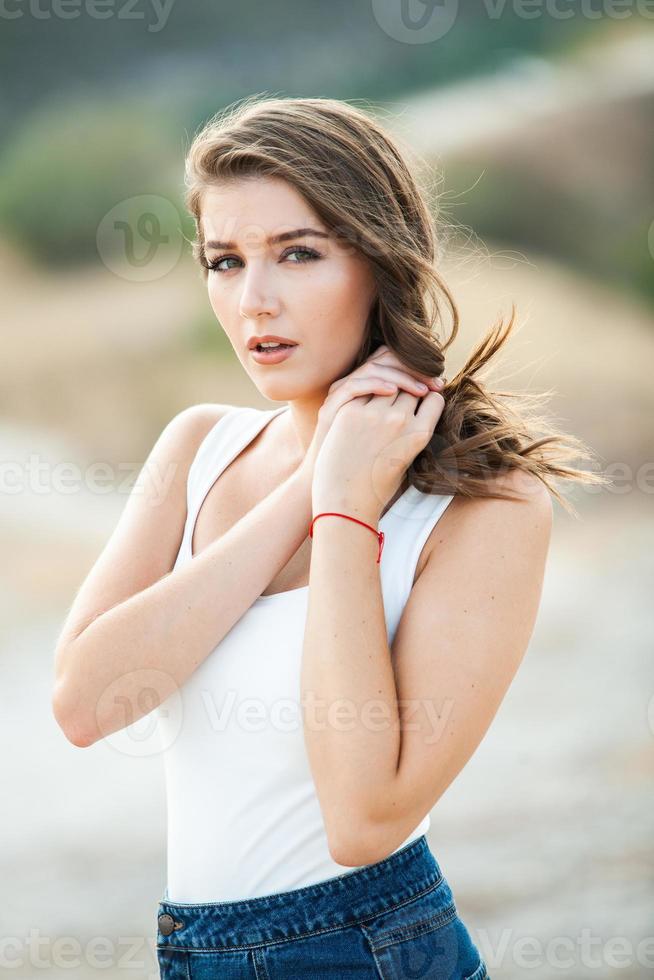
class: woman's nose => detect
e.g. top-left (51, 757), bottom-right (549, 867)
top-left (238, 273), bottom-right (280, 320)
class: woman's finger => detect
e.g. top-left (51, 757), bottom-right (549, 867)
top-left (326, 376), bottom-right (399, 411)
top-left (413, 389), bottom-right (446, 430)
top-left (368, 349), bottom-right (443, 390)
top-left (332, 364), bottom-right (436, 397)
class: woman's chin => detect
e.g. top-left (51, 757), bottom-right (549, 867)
top-left (253, 381), bottom-right (295, 400)
top-left (256, 383), bottom-right (321, 405)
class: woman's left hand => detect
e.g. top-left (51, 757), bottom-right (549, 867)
top-left (312, 387), bottom-right (446, 521)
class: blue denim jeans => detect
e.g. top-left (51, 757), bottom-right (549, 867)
top-left (156, 835), bottom-right (489, 979)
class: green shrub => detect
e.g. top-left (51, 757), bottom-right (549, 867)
top-left (0, 95), bottom-right (185, 266)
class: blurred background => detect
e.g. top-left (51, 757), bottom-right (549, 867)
top-left (1, 3), bottom-right (653, 979)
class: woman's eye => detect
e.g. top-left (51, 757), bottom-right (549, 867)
top-left (206, 255), bottom-right (240, 272)
top-left (205, 246), bottom-right (321, 273)
top-left (282, 246), bottom-right (321, 263)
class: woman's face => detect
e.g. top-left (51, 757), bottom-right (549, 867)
top-left (199, 176), bottom-right (378, 403)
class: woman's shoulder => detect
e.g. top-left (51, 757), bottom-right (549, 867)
top-left (418, 468), bottom-right (552, 576)
top-left (146, 403), bottom-right (238, 496)
top-left (485, 467), bottom-right (551, 503)
top-left (164, 402), bottom-right (236, 454)
top-left (171, 401), bottom-right (235, 429)
top-left (450, 467), bottom-right (552, 512)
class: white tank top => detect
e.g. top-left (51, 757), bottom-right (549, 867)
top-left (156, 404), bottom-right (455, 903)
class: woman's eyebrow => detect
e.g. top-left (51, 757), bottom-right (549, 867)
top-left (204, 228), bottom-right (330, 250)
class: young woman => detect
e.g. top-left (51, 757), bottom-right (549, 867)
top-left (53, 96), bottom-right (606, 979)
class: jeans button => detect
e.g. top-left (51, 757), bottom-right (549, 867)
top-left (158, 913), bottom-right (176, 937)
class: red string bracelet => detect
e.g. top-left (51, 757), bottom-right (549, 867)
top-left (309, 512), bottom-right (385, 564)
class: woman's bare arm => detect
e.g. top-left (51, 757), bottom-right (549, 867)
top-left (52, 405), bottom-right (312, 748)
top-left (301, 470), bottom-right (552, 866)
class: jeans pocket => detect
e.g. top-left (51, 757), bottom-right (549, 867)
top-left (359, 877), bottom-right (484, 979)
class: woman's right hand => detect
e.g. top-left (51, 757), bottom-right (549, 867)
top-left (298, 344), bottom-right (444, 480)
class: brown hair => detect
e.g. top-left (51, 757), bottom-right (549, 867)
top-left (184, 93), bottom-right (610, 517)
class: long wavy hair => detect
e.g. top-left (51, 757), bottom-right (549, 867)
top-left (183, 93), bottom-right (609, 516)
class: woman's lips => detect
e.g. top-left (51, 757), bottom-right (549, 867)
top-left (250, 345), bottom-right (298, 365)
